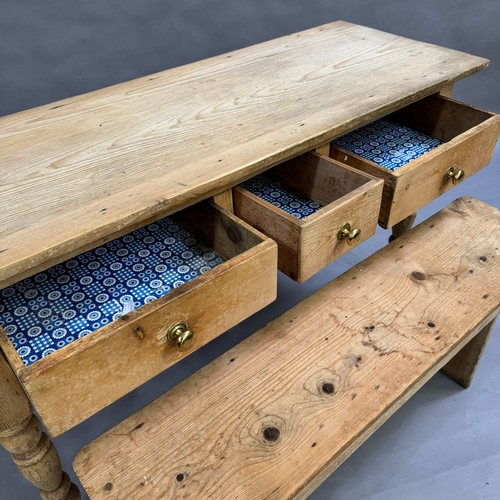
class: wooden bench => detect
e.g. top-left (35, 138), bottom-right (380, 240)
top-left (73, 196), bottom-right (500, 499)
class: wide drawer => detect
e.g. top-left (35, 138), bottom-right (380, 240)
top-left (233, 152), bottom-right (383, 283)
top-left (330, 95), bottom-right (500, 228)
top-left (0, 201), bottom-right (277, 436)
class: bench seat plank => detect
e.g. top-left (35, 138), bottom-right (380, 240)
top-left (74, 197), bottom-right (500, 500)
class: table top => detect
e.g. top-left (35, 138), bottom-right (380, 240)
top-left (0, 20), bottom-right (488, 289)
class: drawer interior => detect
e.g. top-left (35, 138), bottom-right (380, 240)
top-left (238, 152), bottom-right (371, 220)
top-left (332, 95), bottom-right (495, 172)
top-left (332, 117), bottom-right (443, 171)
top-left (0, 202), bottom-right (261, 367)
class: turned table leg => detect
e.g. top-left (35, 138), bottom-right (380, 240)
top-left (389, 212), bottom-right (417, 242)
top-left (0, 352), bottom-right (80, 499)
top-left (441, 317), bottom-right (497, 389)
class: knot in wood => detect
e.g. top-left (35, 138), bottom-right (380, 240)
top-left (411, 271), bottom-right (427, 281)
top-left (263, 426), bottom-right (280, 443)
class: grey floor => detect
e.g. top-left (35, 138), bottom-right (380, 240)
top-left (1, 1), bottom-right (499, 498)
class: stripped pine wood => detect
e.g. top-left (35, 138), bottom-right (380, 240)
top-left (233, 153), bottom-right (383, 281)
top-left (233, 187), bottom-right (301, 278)
top-left (212, 190), bottom-right (234, 213)
top-left (266, 152), bottom-right (371, 206)
top-left (0, 203), bottom-right (277, 437)
top-left (0, 353), bottom-right (80, 499)
top-left (441, 318), bottom-right (497, 388)
top-left (0, 21), bottom-right (490, 288)
top-left (439, 82), bottom-right (454, 97)
top-left (73, 197), bottom-right (500, 500)
top-left (389, 94), bottom-right (495, 142)
top-left (298, 183), bottom-right (381, 281)
top-left (330, 96), bottom-right (500, 228)
top-left (314, 142), bottom-right (331, 156)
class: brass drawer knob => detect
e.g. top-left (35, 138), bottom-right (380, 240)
top-left (444, 165), bottom-right (465, 185)
top-left (337, 222), bottom-right (361, 246)
top-left (166, 321), bottom-right (196, 352)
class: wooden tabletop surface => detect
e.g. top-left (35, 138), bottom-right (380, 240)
top-left (0, 21), bottom-right (488, 288)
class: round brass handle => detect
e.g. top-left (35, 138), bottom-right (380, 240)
top-left (444, 165), bottom-right (465, 186)
top-left (337, 222), bottom-right (361, 246)
top-left (166, 321), bottom-right (196, 352)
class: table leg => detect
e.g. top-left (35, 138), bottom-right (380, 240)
top-left (0, 352), bottom-right (80, 499)
top-left (441, 317), bottom-right (497, 389)
top-left (389, 212), bottom-right (417, 242)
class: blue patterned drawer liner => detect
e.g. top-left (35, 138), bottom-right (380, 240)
top-left (0, 217), bottom-right (224, 366)
top-left (332, 118), bottom-right (443, 171)
top-left (239, 174), bottom-right (322, 220)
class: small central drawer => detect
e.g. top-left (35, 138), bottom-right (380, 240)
top-left (233, 152), bottom-right (383, 283)
top-left (0, 201), bottom-right (277, 436)
top-left (330, 95), bottom-right (500, 228)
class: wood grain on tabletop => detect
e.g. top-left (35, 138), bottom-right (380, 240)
top-left (0, 21), bottom-right (489, 288)
top-left (73, 197), bottom-right (500, 500)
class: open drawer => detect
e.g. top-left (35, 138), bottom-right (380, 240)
top-left (0, 201), bottom-right (277, 436)
top-left (233, 152), bottom-right (383, 283)
top-left (330, 95), bottom-right (500, 228)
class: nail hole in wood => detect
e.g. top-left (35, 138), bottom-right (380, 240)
top-left (479, 256), bottom-right (487, 262)
top-left (103, 483), bottom-right (113, 491)
top-left (483, 294), bottom-right (489, 299)
top-left (427, 322), bottom-right (435, 328)
top-left (176, 473), bottom-right (184, 482)
top-left (322, 383), bottom-right (335, 395)
top-left (263, 426), bottom-right (280, 442)
top-left (311, 442), bottom-right (317, 447)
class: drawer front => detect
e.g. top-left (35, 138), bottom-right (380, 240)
top-left (2, 202), bottom-right (277, 437)
top-left (330, 96), bottom-right (500, 228)
top-left (233, 153), bottom-right (383, 283)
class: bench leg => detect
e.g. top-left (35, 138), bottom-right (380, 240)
top-left (389, 212), bottom-right (417, 242)
top-left (441, 317), bottom-right (497, 389)
top-left (0, 352), bottom-right (80, 499)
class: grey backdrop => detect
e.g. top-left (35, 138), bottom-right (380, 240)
top-left (1, 1), bottom-right (499, 499)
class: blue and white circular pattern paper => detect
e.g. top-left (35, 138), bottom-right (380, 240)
top-left (332, 119), bottom-right (443, 171)
top-left (0, 218), bottom-right (224, 366)
top-left (239, 174), bottom-right (321, 220)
